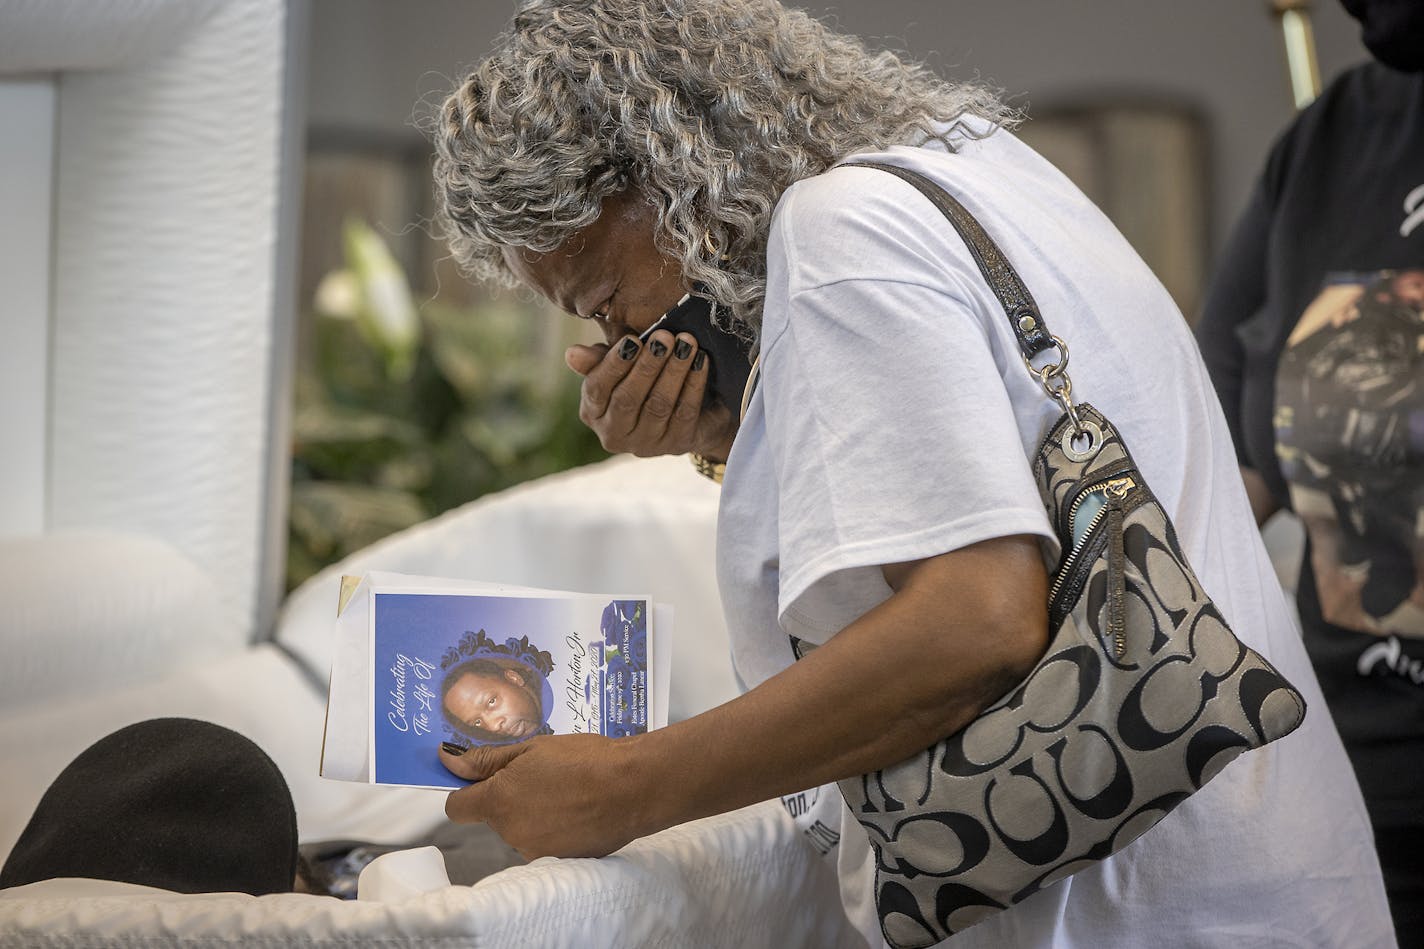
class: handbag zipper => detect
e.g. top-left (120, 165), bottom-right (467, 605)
top-left (1048, 476), bottom-right (1137, 654)
top-left (1106, 484), bottom-right (1128, 657)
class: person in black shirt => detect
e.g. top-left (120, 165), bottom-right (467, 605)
top-left (1195, 0), bottom-right (1424, 938)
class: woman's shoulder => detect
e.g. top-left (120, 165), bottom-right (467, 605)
top-left (768, 129), bottom-right (1065, 300)
top-left (773, 160), bottom-right (934, 237)
top-left (768, 148), bottom-right (990, 290)
top-left (774, 127), bottom-right (1062, 243)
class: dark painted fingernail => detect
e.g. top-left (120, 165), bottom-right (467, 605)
top-left (441, 741), bottom-right (468, 756)
top-left (618, 337), bottom-right (639, 360)
top-left (649, 339), bottom-right (668, 358)
top-left (692, 351), bottom-right (707, 371)
top-left (674, 339), bottom-right (692, 359)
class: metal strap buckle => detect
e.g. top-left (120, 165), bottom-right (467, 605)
top-left (1024, 335), bottom-right (1085, 434)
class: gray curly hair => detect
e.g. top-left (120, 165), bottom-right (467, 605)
top-left (434, 0), bottom-right (1016, 335)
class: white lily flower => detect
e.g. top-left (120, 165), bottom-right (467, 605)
top-left (313, 269), bottom-right (361, 320)
top-left (343, 219), bottom-right (420, 379)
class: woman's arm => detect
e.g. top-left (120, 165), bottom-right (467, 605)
top-left (441, 533), bottom-right (1048, 858)
top-left (1195, 179), bottom-right (1273, 495)
top-left (1242, 466), bottom-right (1280, 526)
top-left (1197, 184), bottom-right (1288, 531)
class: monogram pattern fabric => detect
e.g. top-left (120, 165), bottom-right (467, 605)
top-left (827, 404), bottom-right (1307, 948)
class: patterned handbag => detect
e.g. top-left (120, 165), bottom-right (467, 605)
top-left (811, 162), bottom-right (1309, 947)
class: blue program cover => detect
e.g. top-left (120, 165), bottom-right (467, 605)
top-left (371, 591), bottom-right (650, 789)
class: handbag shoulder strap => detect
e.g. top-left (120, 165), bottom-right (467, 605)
top-left (842, 160), bottom-right (1056, 362)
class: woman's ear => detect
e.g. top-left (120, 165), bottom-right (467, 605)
top-left (503, 667), bottom-right (526, 687)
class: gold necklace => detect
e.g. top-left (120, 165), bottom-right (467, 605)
top-left (691, 353), bottom-right (761, 484)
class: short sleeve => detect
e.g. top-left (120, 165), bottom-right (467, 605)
top-left (759, 168), bottom-right (1055, 635)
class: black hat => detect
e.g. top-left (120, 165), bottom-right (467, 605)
top-left (0, 718), bottom-right (298, 895)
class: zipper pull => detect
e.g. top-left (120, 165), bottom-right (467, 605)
top-left (1106, 483), bottom-right (1130, 658)
top-left (1104, 477), bottom-right (1135, 500)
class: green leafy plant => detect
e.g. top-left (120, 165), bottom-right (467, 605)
top-left (287, 220), bottom-right (606, 589)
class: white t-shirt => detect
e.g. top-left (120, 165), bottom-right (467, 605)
top-left (715, 123), bottom-right (1396, 948)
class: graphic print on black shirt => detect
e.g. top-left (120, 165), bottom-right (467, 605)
top-left (1275, 267), bottom-right (1424, 638)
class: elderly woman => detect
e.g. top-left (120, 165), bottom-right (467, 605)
top-left (432, 1), bottom-right (1393, 946)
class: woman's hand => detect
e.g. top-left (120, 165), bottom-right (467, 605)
top-left (439, 535), bottom-right (1050, 861)
top-left (440, 734), bottom-right (654, 860)
top-left (566, 330), bottom-right (737, 461)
